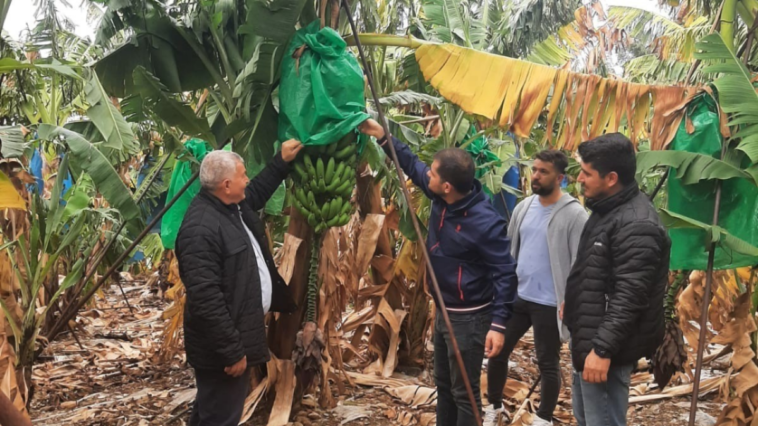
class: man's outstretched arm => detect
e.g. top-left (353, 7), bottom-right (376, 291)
top-left (359, 119), bottom-right (435, 199)
top-left (245, 139), bottom-right (303, 211)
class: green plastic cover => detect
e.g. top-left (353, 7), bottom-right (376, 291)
top-left (160, 138), bottom-right (212, 250)
top-left (278, 20), bottom-right (370, 147)
top-left (667, 96), bottom-right (758, 270)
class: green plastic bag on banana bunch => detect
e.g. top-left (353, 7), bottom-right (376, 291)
top-left (278, 20), bottom-right (370, 148)
top-left (277, 20), bottom-right (371, 233)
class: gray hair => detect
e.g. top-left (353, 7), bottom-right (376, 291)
top-left (199, 151), bottom-right (244, 191)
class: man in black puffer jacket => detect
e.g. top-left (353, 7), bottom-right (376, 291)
top-left (562, 134), bottom-right (670, 426)
top-left (176, 141), bottom-right (302, 426)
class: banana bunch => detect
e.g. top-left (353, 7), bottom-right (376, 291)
top-left (290, 132), bottom-right (357, 233)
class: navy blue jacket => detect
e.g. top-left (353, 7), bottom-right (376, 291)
top-left (384, 136), bottom-right (518, 333)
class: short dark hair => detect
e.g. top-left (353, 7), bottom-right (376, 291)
top-left (433, 148), bottom-right (475, 193)
top-left (577, 133), bottom-right (636, 185)
top-left (534, 150), bottom-right (569, 174)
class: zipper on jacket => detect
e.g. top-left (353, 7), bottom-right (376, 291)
top-left (439, 207), bottom-right (447, 230)
top-left (457, 264), bottom-right (464, 301)
top-left (605, 294), bottom-right (609, 312)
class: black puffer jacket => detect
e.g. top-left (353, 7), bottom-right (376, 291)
top-left (563, 184), bottom-right (670, 372)
top-left (176, 153), bottom-right (297, 370)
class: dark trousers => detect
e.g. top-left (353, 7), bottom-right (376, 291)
top-left (434, 308), bottom-right (491, 426)
top-left (189, 367), bottom-right (251, 426)
top-left (487, 297), bottom-right (562, 422)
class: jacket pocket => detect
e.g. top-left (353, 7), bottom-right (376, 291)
top-left (224, 241), bottom-right (247, 256)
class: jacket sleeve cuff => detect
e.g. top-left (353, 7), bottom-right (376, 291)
top-left (219, 339), bottom-right (246, 366)
top-left (592, 342), bottom-right (613, 359)
top-left (379, 135), bottom-right (399, 154)
top-left (490, 318), bottom-right (508, 334)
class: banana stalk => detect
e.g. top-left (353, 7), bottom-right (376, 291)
top-left (305, 233), bottom-right (321, 323)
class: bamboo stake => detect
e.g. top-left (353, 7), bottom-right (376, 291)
top-left (688, 137), bottom-right (729, 426)
top-left (341, 3), bottom-right (483, 425)
top-left (648, 169), bottom-right (669, 201)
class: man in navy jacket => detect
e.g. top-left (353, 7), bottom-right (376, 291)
top-left (360, 119), bottom-right (518, 426)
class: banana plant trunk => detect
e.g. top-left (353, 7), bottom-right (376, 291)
top-left (721, 0), bottom-right (739, 52)
top-left (341, 165), bottom-right (401, 365)
top-left (268, 208), bottom-right (313, 359)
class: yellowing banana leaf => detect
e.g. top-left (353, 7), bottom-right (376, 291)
top-left (0, 171), bottom-right (25, 211)
top-left (411, 41), bottom-right (701, 148)
top-left (352, 33), bottom-right (701, 150)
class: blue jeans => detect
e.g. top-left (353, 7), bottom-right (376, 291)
top-left (572, 364), bottom-right (634, 426)
top-left (434, 308), bottom-right (491, 426)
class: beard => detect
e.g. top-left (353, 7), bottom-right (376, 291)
top-left (532, 181), bottom-right (555, 196)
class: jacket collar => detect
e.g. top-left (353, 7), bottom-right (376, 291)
top-left (586, 183), bottom-right (639, 215)
top-left (446, 180), bottom-right (486, 212)
top-left (197, 189), bottom-right (239, 214)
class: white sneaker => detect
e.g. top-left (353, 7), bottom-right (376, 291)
top-left (483, 405), bottom-right (503, 426)
top-left (531, 415), bottom-right (553, 426)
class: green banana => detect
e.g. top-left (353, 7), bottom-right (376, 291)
top-left (334, 180), bottom-right (351, 197)
top-left (307, 190), bottom-right (316, 208)
top-left (303, 154), bottom-right (316, 179)
top-left (321, 202), bottom-right (330, 220)
top-left (293, 162), bottom-right (308, 181)
top-left (329, 197), bottom-right (342, 219)
top-left (334, 144), bottom-right (355, 160)
top-left (325, 157), bottom-right (336, 182)
top-left (293, 199), bottom-right (308, 218)
top-left (326, 142), bottom-right (338, 156)
top-left (341, 183), bottom-right (353, 198)
top-left (326, 214), bottom-right (341, 227)
top-left (341, 164), bottom-right (353, 182)
top-left (317, 178), bottom-right (327, 193)
top-left (307, 213), bottom-right (318, 227)
top-left (315, 223), bottom-right (326, 234)
top-left (316, 157), bottom-right (325, 181)
top-left (340, 198), bottom-right (352, 215)
top-left (296, 188), bottom-right (309, 208)
top-left (337, 213), bottom-right (350, 226)
top-left (334, 162), bottom-right (346, 181)
top-left (338, 132), bottom-right (356, 149)
top-left (325, 175), bottom-right (341, 192)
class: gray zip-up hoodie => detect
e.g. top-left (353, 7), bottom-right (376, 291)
top-left (508, 193), bottom-right (588, 341)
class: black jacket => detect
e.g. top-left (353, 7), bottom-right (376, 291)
top-left (176, 153), bottom-right (297, 370)
top-left (563, 184), bottom-right (670, 372)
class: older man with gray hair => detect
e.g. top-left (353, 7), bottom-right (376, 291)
top-left (176, 140), bottom-right (303, 426)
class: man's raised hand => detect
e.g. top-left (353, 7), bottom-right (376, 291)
top-left (359, 119), bottom-right (385, 140)
top-left (281, 139), bottom-right (304, 162)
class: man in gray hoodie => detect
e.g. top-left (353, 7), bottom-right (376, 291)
top-left (484, 150), bottom-right (588, 426)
